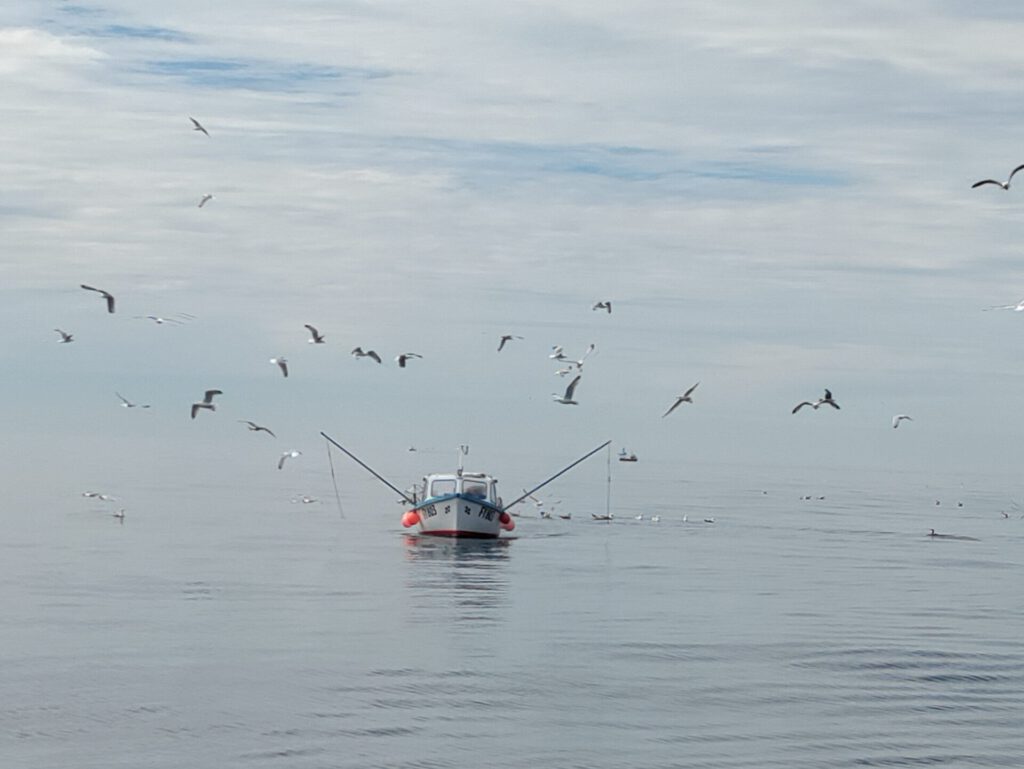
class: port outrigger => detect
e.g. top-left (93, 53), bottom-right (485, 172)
top-left (320, 433), bottom-right (610, 539)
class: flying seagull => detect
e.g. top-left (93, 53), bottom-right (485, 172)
top-left (971, 164), bottom-right (1024, 190)
top-left (198, 193), bottom-right (214, 208)
top-left (190, 389), bottom-right (222, 419)
top-left (662, 382), bottom-right (700, 418)
top-left (134, 314), bottom-right (186, 325)
top-left (116, 392), bottom-right (150, 409)
top-left (592, 301), bottom-right (612, 314)
top-left (792, 389), bottom-right (841, 414)
top-left (351, 347), bottom-right (382, 363)
top-left (396, 353), bottom-right (423, 368)
top-left (570, 343), bottom-right (596, 370)
top-left (82, 491), bottom-right (117, 501)
top-left (238, 420), bottom-right (276, 437)
top-left (278, 450), bottom-right (302, 470)
top-left (54, 328), bottom-right (73, 343)
top-left (189, 116), bottom-right (209, 136)
top-left (549, 345), bottom-right (566, 360)
top-left (304, 324), bottom-right (325, 344)
top-left (497, 334), bottom-right (523, 352)
top-left (553, 374), bottom-right (582, 405)
top-left (80, 284), bottom-right (115, 313)
top-left (983, 299), bottom-right (1024, 312)
top-left (892, 414), bottom-right (913, 429)
top-left (269, 357), bottom-right (288, 377)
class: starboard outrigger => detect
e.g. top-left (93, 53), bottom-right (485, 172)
top-left (320, 433), bottom-right (610, 539)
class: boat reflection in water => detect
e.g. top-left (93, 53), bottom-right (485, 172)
top-left (401, 534), bottom-right (512, 625)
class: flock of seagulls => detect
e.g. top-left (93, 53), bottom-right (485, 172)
top-left (71, 117), bottom-right (1024, 534)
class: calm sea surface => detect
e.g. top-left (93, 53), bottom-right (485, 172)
top-left (4, 458), bottom-right (1024, 768)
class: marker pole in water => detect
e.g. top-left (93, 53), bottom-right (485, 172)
top-left (504, 440), bottom-right (612, 511)
top-left (320, 432), bottom-right (415, 506)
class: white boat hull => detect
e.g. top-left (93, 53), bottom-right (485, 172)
top-left (409, 494), bottom-right (507, 538)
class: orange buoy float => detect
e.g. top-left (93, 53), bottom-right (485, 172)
top-left (499, 512), bottom-right (515, 531)
top-left (401, 510), bottom-right (421, 528)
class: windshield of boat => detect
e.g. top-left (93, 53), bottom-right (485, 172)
top-left (429, 478), bottom-right (456, 497)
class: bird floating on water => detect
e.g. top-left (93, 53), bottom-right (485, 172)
top-left (497, 334), bottom-right (523, 352)
top-left (269, 357), bottom-right (288, 378)
top-left (662, 382), bottom-right (700, 417)
top-left (592, 301), bottom-right (612, 313)
top-left (198, 193), bottom-right (214, 208)
top-left (190, 389), bottom-right (222, 419)
top-left (792, 389), bottom-right (840, 413)
top-left (189, 116), bottom-right (209, 136)
top-left (80, 284), bottom-right (115, 314)
top-left (304, 324), bottom-right (325, 344)
top-left (278, 450), bottom-right (302, 470)
top-left (238, 420), bottom-right (275, 437)
top-left (351, 347), bottom-right (382, 363)
top-left (971, 164), bottom-right (1024, 190)
top-left (54, 328), bottom-right (73, 343)
top-left (116, 392), bottom-right (150, 409)
top-left (396, 353), bottom-right (423, 368)
top-left (892, 414), bottom-right (913, 429)
top-left (552, 374), bottom-right (582, 405)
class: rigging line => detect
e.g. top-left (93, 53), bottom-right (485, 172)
top-left (324, 436), bottom-right (345, 519)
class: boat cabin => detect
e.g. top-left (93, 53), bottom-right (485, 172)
top-left (422, 472), bottom-right (501, 507)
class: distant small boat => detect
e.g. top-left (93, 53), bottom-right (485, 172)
top-left (618, 449), bottom-right (638, 463)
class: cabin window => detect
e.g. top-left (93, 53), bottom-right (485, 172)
top-left (462, 481), bottom-right (488, 499)
top-left (430, 479), bottom-right (456, 497)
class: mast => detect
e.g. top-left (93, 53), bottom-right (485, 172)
top-left (606, 442), bottom-right (612, 517)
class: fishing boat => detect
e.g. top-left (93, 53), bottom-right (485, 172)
top-left (393, 446), bottom-right (510, 538)
top-left (618, 449), bottom-right (638, 462)
top-left (320, 433), bottom-right (611, 539)
top-left (402, 472), bottom-right (513, 538)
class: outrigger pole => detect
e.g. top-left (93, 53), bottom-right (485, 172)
top-left (320, 432), bottom-right (415, 506)
top-left (503, 439), bottom-right (612, 511)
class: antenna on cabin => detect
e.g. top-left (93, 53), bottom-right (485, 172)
top-left (457, 444), bottom-right (469, 476)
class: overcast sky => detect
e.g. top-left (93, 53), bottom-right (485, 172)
top-left (6, 2), bottom-right (1024, 510)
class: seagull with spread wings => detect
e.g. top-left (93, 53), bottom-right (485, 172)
top-left (80, 284), bottom-right (115, 313)
top-left (116, 392), bottom-right (150, 409)
top-left (351, 347), bottom-right (382, 363)
top-left (278, 450), bottom-right (302, 470)
top-left (662, 382), bottom-right (700, 417)
top-left (239, 420), bottom-right (276, 437)
top-left (191, 389), bottom-right (222, 419)
top-left (972, 164), bottom-right (1024, 190)
top-left (54, 328), bottom-right (74, 343)
top-left (792, 389), bottom-right (840, 414)
top-left (396, 353), bottom-right (423, 368)
top-left (553, 375), bottom-right (582, 405)
top-left (189, 116), bottom-right (210, 136)
top-left (497, 334), bottom-right (523, 352)
top-left (269, 357), bottom-right (288, 378)
top-left (304, 324), bottom-right (325, 344)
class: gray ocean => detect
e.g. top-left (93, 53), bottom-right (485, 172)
top-left (4, 455), bottom-right (1024, 769)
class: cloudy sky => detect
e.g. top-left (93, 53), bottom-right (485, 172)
top-left (6, 1), bottom-right (1024, 509)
